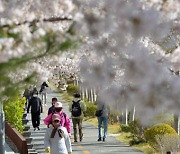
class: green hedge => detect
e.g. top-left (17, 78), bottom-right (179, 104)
top-left (120, 124), bottom-right (131, 132)
top-left (66, 84), bottom-right (79, 95)
top-left (84, 101), bottom-right (97, 118)
top-left (3, 96), bottom-right (26, 133)
top-left (144, 123), bottom-right (178, 150)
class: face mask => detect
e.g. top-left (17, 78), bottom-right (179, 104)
top-left (55, 108), bottom-right (62, 112)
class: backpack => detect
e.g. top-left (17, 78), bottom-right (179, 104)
top-left (71, 100), bottom-right (81, 117)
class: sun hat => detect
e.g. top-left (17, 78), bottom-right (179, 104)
top-left (54, 102), bottom-right (62, 108)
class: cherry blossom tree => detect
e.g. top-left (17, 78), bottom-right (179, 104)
top-left (0, 1), bottom-right (76, 153)
top-left (0, 0), bottom-right (180, 153)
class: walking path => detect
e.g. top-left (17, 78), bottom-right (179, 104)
top-left (25, 87), bottom-right (143, 154)
top-left (5, 142), bottom-right (15, 154)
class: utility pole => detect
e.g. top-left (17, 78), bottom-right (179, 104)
top-left (0, 101), bottom-right (5, 154)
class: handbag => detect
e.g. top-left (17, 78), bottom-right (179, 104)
top-left (95, 110), bottom-right (103, 117)
top-left (95, 105), bottom-right (104, 117)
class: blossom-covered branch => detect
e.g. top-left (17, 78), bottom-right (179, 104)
top-left (1, 16), bottom-right (72, 28)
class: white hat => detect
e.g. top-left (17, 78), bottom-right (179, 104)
top-left (55, 102), bottom-right (62, 108)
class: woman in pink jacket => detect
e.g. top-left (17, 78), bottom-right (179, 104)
top-left (44, 102), bottom-right (71, 136)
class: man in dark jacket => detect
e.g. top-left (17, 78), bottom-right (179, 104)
top-left (47, 97), bottom-right (57, 115)
top-left (27, 92), bottom-right (43, 131)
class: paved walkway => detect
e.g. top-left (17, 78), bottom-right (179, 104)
top-left (5, 142), bottom-right (15, 154)
top-left (27, 87), bottom-right (143, 154)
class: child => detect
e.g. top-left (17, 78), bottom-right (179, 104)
top-left (44, 114), bottom-right (72, 154)
top-left (44, 102), bottom-right (71, 136)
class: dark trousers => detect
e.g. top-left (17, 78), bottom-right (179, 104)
top-left (25, 96), bottom-right (31, 109)
top-left (72, 118), bottom-right (83, 141)
top-left (31, 112), bottom-right (40, 128)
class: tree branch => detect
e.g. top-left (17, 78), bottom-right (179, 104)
top-left (1, 16), bottom-right (72, 28)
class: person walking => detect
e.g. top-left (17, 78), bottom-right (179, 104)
top-left (27, 92), bottom-right (43, 131)
top-left (96, 97), bottom-right (110, 142)
top-left (48, 97), bottom-right (58, 115)
top-left (44, 102), bottom-right (71, 137)
top-left (23, 88), bottom-right (31, 109)
top-left (69, 93), bottom-right (86, 142)
top-left (44, 114), bottom-right (72, 154)
top-left (32, 86), bottom-right (38, 95)
top-left (39, 82), bottom-right (48, 106)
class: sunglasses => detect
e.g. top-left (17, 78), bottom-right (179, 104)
top-left (53, 120), bottom-right (60, 123)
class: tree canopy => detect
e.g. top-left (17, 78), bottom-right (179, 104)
top-left (0, 0), bottom-right (180, 122)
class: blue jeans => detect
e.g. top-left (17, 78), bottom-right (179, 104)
top-left (98, 116), bottom-right (108, 139)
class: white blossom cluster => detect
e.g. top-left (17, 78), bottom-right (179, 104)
top-left (0, 0), bottom-right (74, 24)
top-left (0, 0), bottom-right (74, 63)
top-left (71, 0), bottom-right (180, 123)
top-left (8, 61), bottom-right (53, 85)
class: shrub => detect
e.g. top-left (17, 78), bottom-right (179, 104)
top-left (120, 124), bottom-right (131, 132)
top-left (127, 120), bottom-right (145, 145)
top-left (129, 136), bottom-right (146, 146)
top-left (144, 123), bottom-right (178, 150)
top-left (156, 134), bottom-right (180, 153)
top-left (84, 101), bottom-right (97, 118)
top-left (3, 95), bottom-right (26, 133)
top-left (129, 120), bottom-right (144, 136)
top-left (66, 84), bottom-right (79, 95)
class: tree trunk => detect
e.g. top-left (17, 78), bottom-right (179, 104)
top-left (85, 89), bottom-right (88, 100)
top-left (93, 89), bottom-right (97, 102)
top-left (132, 106), bottom-right (135, 121)
top-left (125, 107), bottom-right (128, 125)
top-left (174, 113), bottom-right (179, 135)
top-left (90, 89), bottom-right (94, 102)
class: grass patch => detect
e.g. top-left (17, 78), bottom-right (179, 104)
top-left (134, 144), bottom-right (155, 154)
top-left (116, 132), bottom-right (155, 154)
top-left (116, 133), bottom-right (154, 153)
top-left (116, 132), bottom-right (131, 144)
top-left (85, 117), bottom-right (97, 126)
top-left (108, 123), bottom-right (121, 134)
